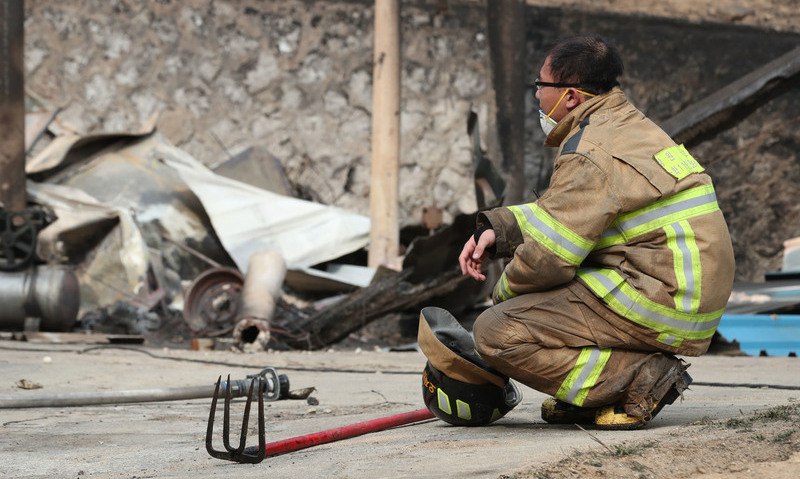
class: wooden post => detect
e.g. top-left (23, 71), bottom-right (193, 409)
top-left (368, 0), bottom-right (401, 268)
top-left (0, 0), bottom-right (26, 212)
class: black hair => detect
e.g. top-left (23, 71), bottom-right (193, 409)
top-left (546, 34), bottom-right (623, 94)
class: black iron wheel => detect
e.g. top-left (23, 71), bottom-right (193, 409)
top-left (0, 209), bottom-right (38, 271)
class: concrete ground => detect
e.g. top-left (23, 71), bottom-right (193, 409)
top-left (1, 340), bottom-right (798, 479)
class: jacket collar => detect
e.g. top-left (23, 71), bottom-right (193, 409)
top-left (544, 87), bottom-right (627, 147)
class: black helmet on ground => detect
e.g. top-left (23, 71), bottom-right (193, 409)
top-left (417, 306), bottom-right (522, 426)
top-left (422, 361), bottom-right (522, 426)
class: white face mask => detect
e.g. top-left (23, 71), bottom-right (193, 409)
top-left (536, 87), bottom-right (597, 138)
top-left (539, 109), bottom-right (558, 136)
top-left (537, 88), bottom-right (568, 137)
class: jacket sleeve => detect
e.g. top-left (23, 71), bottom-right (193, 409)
top-left (483, 153), bottom-right (621, 303)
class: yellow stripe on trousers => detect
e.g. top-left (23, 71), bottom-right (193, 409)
top-left (555, 347), bottom-right (611, 406)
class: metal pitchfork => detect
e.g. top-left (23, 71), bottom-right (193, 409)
top-left (205, 371), bottom-right (435, 463)
top-left (205, 369), bottom-right (274, 463)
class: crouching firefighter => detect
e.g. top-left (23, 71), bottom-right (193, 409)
top-left (453, 34), bottom-right (735, 430)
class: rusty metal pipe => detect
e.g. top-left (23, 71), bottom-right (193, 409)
top-left (233, 250), bottom-right (286, 350)
top-left (0, 385), bottom-right (216, 409)
top-left (240, 250), bottom-right (286, 323)
top-left (0, 266), bottom-right (80, 332)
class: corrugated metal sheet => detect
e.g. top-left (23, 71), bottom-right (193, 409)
top-left (725, 279), bottom-right (800, 314)
top-left (718, 314), bottom-right (800, 356)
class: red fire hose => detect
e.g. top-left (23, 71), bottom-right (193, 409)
top-left (264, 408), bottom-right (435, 457)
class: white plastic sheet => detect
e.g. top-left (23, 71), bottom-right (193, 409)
top-left (153, 135), bottom-right (371, 273)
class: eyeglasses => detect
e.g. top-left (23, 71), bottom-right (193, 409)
top-left (531, 79), bottom-right (586, 91)
top-left (530, 79), bottom-right (599, 101)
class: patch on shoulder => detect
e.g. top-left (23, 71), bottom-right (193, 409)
top-left (560, 118), bottom-right (590, 155)
top-left (654, 144), bottom-right (704, 180)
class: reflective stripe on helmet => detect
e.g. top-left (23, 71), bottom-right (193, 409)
top-left (577, 268), bottom-right (722, 341)
top-left (436, 392), bottom-right (479, 421)
top-left (507, 203), bottom-right (594, 266)
top-left (596, 184), bottom-right (719, 249)
top-left (490, 408), bottom-right (502, 422)
top-left (555, 346), bottom-right (611, 406)
top-left (456, 400), bottom-right (472, 420)
top-left (437, 388), bottom-right (452, 414)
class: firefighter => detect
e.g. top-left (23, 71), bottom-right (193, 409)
top-left (458, 34), bottom-right (735, 429)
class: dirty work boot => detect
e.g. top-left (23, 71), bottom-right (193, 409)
top-left (541, 397), bottom-right (599, 424)
top-left (594, 363), bottom-right (692, 430)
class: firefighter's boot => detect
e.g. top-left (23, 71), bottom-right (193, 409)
top-left (595, 358), bottom-right (692, 430)
top-left (541, 397), bottom-right (599, 424)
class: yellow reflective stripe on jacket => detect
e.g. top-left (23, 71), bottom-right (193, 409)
top-left (494, 272), bottom-right (517, 302)
top-left (555, 347), bottom-right (611, 406)
top-left (657, 332), bottom-right (684, 347)
top-left (664, 220), bottom-right (702, 313)
top-left (576, 268), bottom-right (722, 340)
top-left (596, 185), bottom-right (719, 249)
top-left (508, 203), bottom-right (594, 266)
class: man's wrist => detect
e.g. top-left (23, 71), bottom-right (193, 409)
top-left (473, 225), bottom-right (491, 244)
top-left (472, 226), bottom-right (497, 256)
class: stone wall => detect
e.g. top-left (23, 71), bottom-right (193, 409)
top-left (22, 0), bottom-right (800, 281)
top-left (24, 0), bottom-right (490, 228)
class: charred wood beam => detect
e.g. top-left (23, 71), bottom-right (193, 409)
top-left (486, 0), bottom-right (527, 205)
top-left (273, 268), bottom-right (471, 350)
top-left (270, 213), bottom-right (491, 350)
top-left (662, 46), bottom-right (800, 147)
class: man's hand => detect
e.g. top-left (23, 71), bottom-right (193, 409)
top-left (459, 228), bottom-right (496, 281)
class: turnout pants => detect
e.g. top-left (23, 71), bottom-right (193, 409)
top-left (473, 280), bottom-right (684, 412)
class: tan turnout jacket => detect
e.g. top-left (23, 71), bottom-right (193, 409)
top-left (478, 88), bottom-right (735, 356)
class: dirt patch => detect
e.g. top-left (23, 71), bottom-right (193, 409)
top-left (505, 403), bottom-right (800, 479)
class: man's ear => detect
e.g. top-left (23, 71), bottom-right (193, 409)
top-left (564, 88), bottom-right (585, 110)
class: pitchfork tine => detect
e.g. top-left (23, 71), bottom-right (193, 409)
top-left (221, 374), bottom-right (238, 453)
top-left (205, 374), bottom-right (266, 463)
top-left (238, 377), bottom-right (266, 463)
top-left (205, 375), bottom-right (224, 459)
top-left (231, 376), bottom-right (255, 454)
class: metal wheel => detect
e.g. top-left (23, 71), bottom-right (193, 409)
top-left (183, 267), bottom-right (245, 336)
top-left (0, 209), bottom-right (38, 271)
